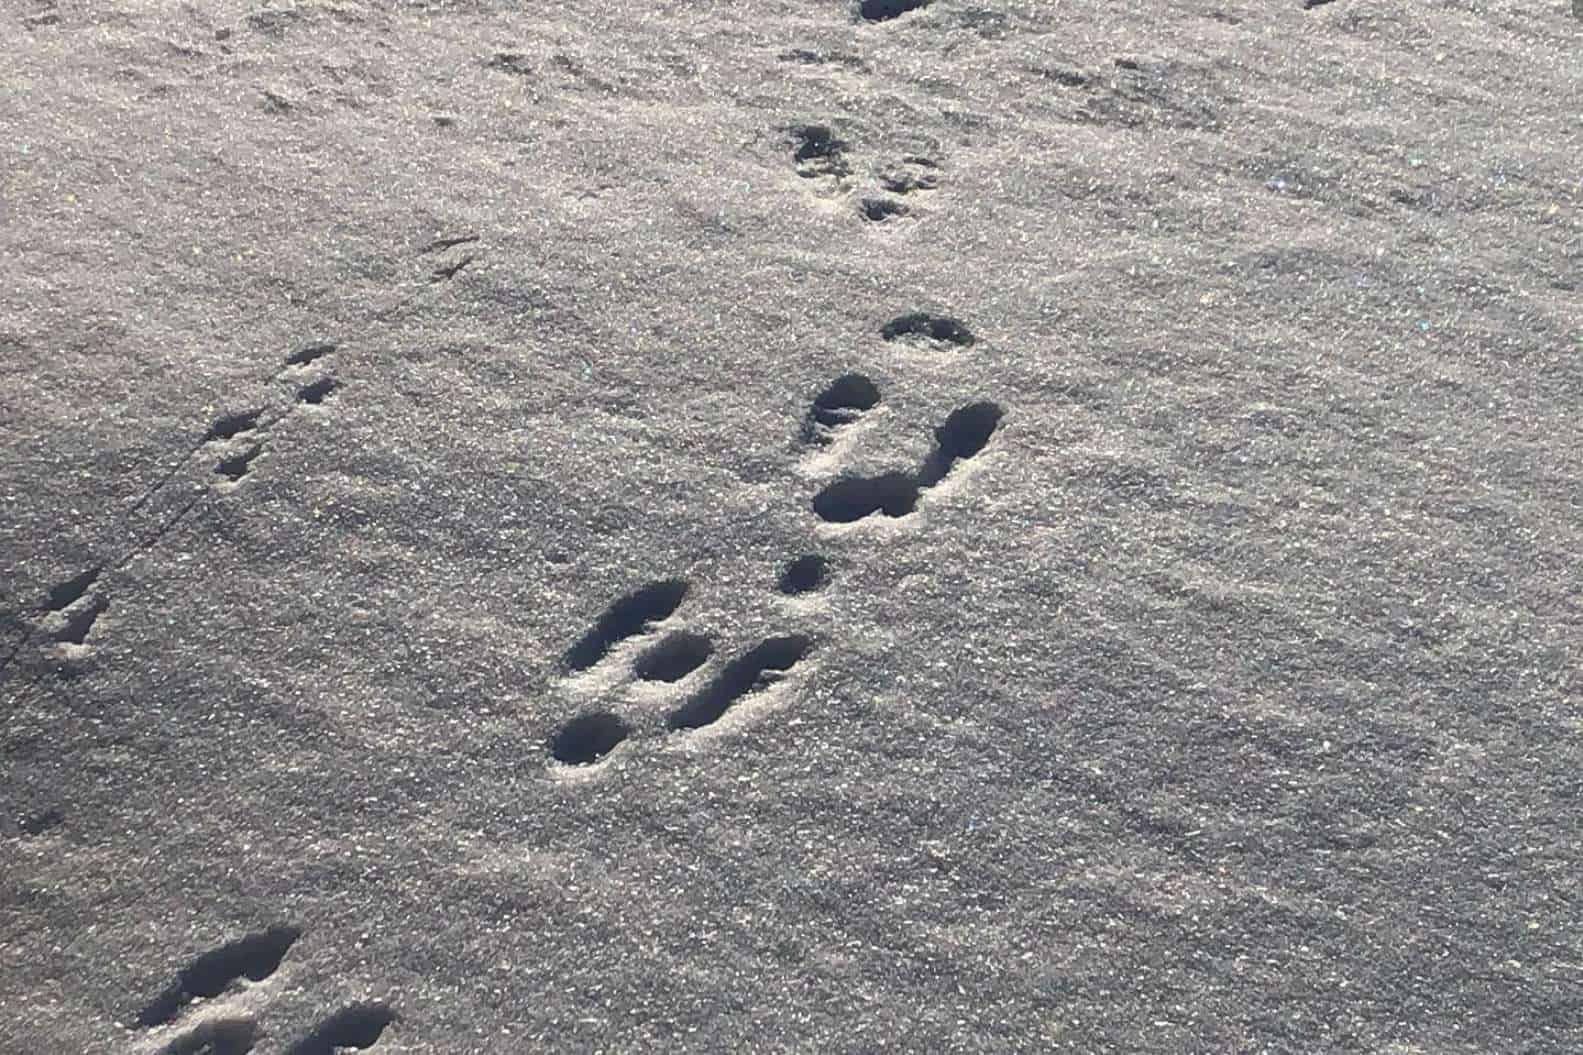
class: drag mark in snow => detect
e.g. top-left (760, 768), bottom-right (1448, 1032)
top-left (19, 808), bottom-right (65, 836)
top-left (484, 52), bottom-right (533, 77)
top-left (4, 338), bottom-right (344, 680)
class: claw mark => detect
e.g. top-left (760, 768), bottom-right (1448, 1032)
top-left (549, 711), bottom-right (632, 766)
top-left (666, 635), bottom-right (813, 731)
top-left (137, 926), bottom-right (301, 1028)
top-left (286, 1002), bottom-right (396, 1055)
top-left (564, 580), bottom-right (689, 672)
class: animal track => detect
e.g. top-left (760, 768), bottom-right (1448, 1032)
top-left (803, 373), bottom-right (880, 444)
top-left (564, 580), bottom-right (689, 672)
top-left (548, 582), bottom-right (701, 766)
top-left (44, 567), bottom-right (100, 612)
top-left (137, 926), bottom-right (301, 1028)
top-left (860, 198), bottom-right (909, 222)
top-left (55, 595), bottom-right (108, 645)
top-left (430, 255), bottom-right (474, 283)
top-left (790, 124), bottom-right (850, 180)
top-left (859, 0), bottom-right (931, 21)
top-left (548, 581), bottom-right (818, 761)
top-left (545, 329), bottom-right (1002, 758)
top-left (634, 631), bottom-right (713, 682)
top-left (215, 445), bottom-right (263, 482)
top-left (484, 52), bottom-right (533, 77)
top-left (285, 343), bottom-right (335, 368)
top-left (667, 635), bottom-right (814, 732)
top-left (778, 555), bottom-right (828, 596)
top-left (204, 410), bottom-right (262, 444)
top-left (880, 312), bottom-right (975, 347)
top-left (129, 925), bottom-right (393, 1055)
top-left (19, 807), bottom-right (64, 836)
top-left (7, 335), bottom-right (348, 681)
top-left (812, 401), bottom-right (1004, 523)
top-left (878, 156), bottom-right (940, 194)
top-left (206, 343), bottom-right (341, 480)
top-left (778, 47), bottom-right (867, 69)
top-left (812, 471), bottom-right (919, 523)
top-left (550, 711), bottom-right (632, 766)
top-left (297, 377), bottom-right (338, 405)
top-left (206, 407), bottom-right (271, 484)
top-left (420, 234), bottom-right (479, 254)
top-left (163, 1018), bottom-right (258, 1055)
top-left (286, 1002), bottom-right (396, 1055)
top-left (916, 401), bottom-right (1005, 487)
